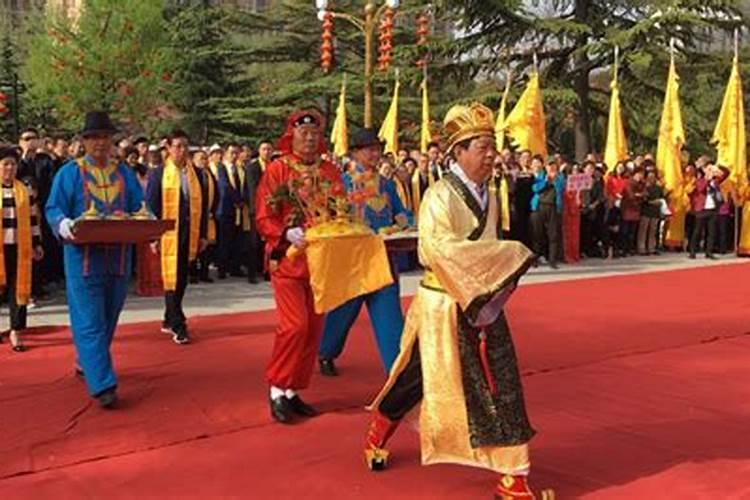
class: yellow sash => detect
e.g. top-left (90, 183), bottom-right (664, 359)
top-left (205, 170), bottom-right (217, 243)
top-left (0, 181), bottom-right (32, 305)
top-left (394, 177), bottom-right (412, 213)
top-left (161, 159), bottom-right (202, 291)
top-left (226, 163), bottom-right (251, 231)
top-left (411, 169), bottom-right (435, 219)
top-left (489, 175), bottom-right (511, 232)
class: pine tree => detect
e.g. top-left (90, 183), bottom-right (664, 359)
top-left (22, 0), bottom-right (179, 135)
top-left (436, 0), bottom-right (747, 159)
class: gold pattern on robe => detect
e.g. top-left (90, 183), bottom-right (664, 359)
top-left (83, 162), bottom-right (121, 207)
top-left (370, 178), bottom-right (534, 474)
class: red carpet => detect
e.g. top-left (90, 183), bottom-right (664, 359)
top-left (1, 263), bottom-right (750, 499)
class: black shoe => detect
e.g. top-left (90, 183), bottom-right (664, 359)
top-left (706, 254), bottom-right (718, 260)
top-left (688, 253), bottom-right (696, 259)
top-left (248, 275), bottom-right (259, 284)
top-left (319, 358), bottom-right (339, 377)
top-left (96, 387), bottom-right (118, 409)
top-left (189, 275), bottom-right (199, 284)
top-left (200, 275), bottom-right (214, 283)
top-left (549, 262), bottom-right (559, 270)
top-left (270, 396), bottom-right (294, 424)
top-left (230, 270), bottom-right (247, 278)
top-left (218, 271), bottom-right (227, 280)
top-left (287, 395), bottom-right (318, 417)
top-left (172, 327), bottom-right (190, 345)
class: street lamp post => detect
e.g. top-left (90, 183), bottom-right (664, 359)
top-left (316, 0), bottom-right (400, 128)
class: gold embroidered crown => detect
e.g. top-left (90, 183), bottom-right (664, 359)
top-left (443, 103), bottom-right (496, 153)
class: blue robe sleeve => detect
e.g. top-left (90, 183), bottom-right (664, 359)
top-left (531, 173), bottom-right (549, 193)
top-left (45, 163), bottom-right (75, 239)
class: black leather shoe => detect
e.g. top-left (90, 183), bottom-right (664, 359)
top-left (200, 275), bottom-right (214, 283)
top-left (248, 275), bottom-right (259, 284)
top-left (270, 396), bottom-right (294, 424)
top-left (287, 395), bottom-right (318, 417)
top-left (96, 387), bottom-right (118, 409)
top-left (688, 253), bottom-right (696, 259)
top-left (189, 275), bottom-right (199, 284)
top-left (319, 358), bottom-right (339, 377)
top-left (706, 254), bottom-right (718, 260)
top-left (218, 271), bottom-right (227, 280)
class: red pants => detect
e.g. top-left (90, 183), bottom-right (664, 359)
top-left (265, 275), bottom-right (324, 390)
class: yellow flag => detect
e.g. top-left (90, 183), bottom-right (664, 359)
top-left (378, 78), bottom-right (400, 155)
top-left (504, 72), bottom-right (547, 158)
top-left (712, 55), bottom-right (746, 189)
top-left (656, 57), bottom-right (685, 193)
top-left (604, 75), bottom-right (628, 172)
top-left (420, 77), bottom-right (431, 154)
top-left (495, 76), bottom-right (511, 151)
top-left (330, 78), bottom-right (348, 157)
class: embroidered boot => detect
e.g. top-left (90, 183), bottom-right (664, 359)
top-left (364, 411), bottom-right (400, 471)
top-left (494, 474), bottom-right (555, 500)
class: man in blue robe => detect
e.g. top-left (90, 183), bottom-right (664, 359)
top-left (318, 129), bottom-right (411, 376)
top-left (46, 111), bottom-right (143, 408)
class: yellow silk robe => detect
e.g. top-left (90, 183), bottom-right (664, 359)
top-left (370, 173), bottom-right (535, 474)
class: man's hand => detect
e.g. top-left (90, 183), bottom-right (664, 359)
top-left (285, 227), bottom-right (306, 249)
top-left (394, 213), bottom-right (408, 229)
top-left (32, 246), bottom-right (44, 261)
top-left (58, 218), bottom-right (76, 241)
top-left (150, 241), bottom-right (160, 254)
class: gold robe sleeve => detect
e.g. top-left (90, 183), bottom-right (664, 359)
top-left (418, 182), bottom-right (534, 313)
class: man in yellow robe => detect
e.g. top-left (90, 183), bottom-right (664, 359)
top-left (363, 103), bottom-right (553, 499)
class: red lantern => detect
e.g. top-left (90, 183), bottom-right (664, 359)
top-left (0, 93), bottom-right (7, 116)
top-left (378, 7), bottom-right (395, 72)
top-left (416, 11), bottom-right (430, 68)
top-left (321, 11), bottom-right (334, 73)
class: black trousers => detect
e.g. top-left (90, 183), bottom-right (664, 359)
top-left (531, 204), bottom-right (560, 265)
top-left (164, 242), bottom-right (190, 331)
top-left (4, 245), bottom-right (28, 330)
top-left (717, 214), bottom-right (732, 254)
top-left (379, 345), bottom-right (423, 420)
top-left (620, 220), bottom-right (639, 254)
top-left (217, 219), bottom-right (244, 274)
top-left (246, 225), bottom-right (263, 280)
top-left (690, 209), bottom-right (718, 256)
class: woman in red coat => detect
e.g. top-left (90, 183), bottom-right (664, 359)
top-left (563, 172), bottom-right (581, 263)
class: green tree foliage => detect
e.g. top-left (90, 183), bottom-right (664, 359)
top-left (211, 0), bottom-right (462, 148)
top-left (166, 2), bottom-right (240, 143)
top-left (22, 0), bottom-right (178, 135)
top-left (435, 0), bottom-right (748, 160)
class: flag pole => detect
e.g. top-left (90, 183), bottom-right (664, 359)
top-left (735, 29), bottom-right (742, 255)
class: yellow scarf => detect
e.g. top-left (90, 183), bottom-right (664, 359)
top-left (489, 174), bottom-right (511, 232)
top-left (226, 163), bottom-right (251, 231)
top-left (0, 180), bottom-right (32, 305)
top-left (411, 169), bottom-right (435, 219)
top-left (204, 169), bottom-right (217, 243)
top-left (161, 159), bottom-right (202, 291)
top-left (394, 177), bottom-right (412, 213)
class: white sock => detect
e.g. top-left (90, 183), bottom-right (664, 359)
top-left (285, 389), bottom-right (297, 399)
top-left (270, 386), bottom-right (285, 400)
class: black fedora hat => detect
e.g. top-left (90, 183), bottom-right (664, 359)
top-left (81, 111), bottom-right (118, 138)
top-left (350, 128), bottom-right (384, 150)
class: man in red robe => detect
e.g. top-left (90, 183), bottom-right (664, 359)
top-left (255, 110), bottom-right (344, 424)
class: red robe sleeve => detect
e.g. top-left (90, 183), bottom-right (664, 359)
top-left (255, 158), bottom-right (288, 251)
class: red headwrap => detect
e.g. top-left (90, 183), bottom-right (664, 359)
top-left (276, 109), bottom-right (328, 156)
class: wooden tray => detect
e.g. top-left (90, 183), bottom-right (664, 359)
top-left (72, 219), bottom-right (175, 245)
top-left (382, 231), bottom-right (418, 252)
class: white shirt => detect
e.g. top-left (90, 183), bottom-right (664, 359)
top-left (449, 162), bottom-right (488, 211)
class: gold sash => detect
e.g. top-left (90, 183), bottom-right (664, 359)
top-left (205, 170), bottom-right (216, 243)
top-left (394, 177), bottom-right (412, 213)
top-left (161, 159), bottom-right (202, 291)
top-left (226, 163), bottom-right (251, 231)
top-left (0, 181), bottom-right (32, 305)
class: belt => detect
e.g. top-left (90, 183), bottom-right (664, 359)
top-left (420, 270), bottom-right (446, 293)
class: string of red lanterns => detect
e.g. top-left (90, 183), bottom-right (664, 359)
top-left (321, 11), bottom-right (334, 73)
top-left (377, 7), bottom-right (395, 72)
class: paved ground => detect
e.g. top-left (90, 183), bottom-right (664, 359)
top-left (7, 253), bottom-right (746, 329)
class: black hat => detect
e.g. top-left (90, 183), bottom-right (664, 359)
top-left (81, 111), bottom-right (118, 138)
top-left (0, 144), bottom-right (20, 162)
top-left (350, 128), bottom-right (384, 150)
